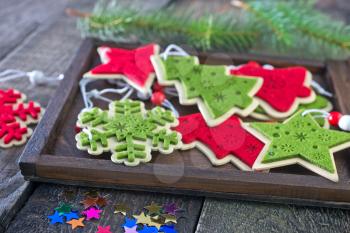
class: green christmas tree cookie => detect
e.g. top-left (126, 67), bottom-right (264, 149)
top-left (151, 55), bottom-right (263, 126)
top-left (249, 111), bottom-right (350, 182)
top-left (75, 100), bottom-right (182, 166)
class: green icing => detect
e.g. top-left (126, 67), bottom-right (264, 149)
top-left (76, 100), bottom-right (181, 165)
top-left (162, 56), bottom-right (260, 119)
top-left (251, 111), bottom-right (350, 173)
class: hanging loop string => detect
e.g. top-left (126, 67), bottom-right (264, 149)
top-left (0, 69), bottom-right (63, 86)
top-left (162, 99), bottom-right (179, 118)
top-left (79, 78), bottom-right (133, 109)
top-left (161, 44), bottom-right (190, 60)
top-left (311, 80), bottom-right (333, 98)
top-left (302, 109), bottom-right (330, 118)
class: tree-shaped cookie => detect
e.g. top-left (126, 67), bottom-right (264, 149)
top-left (173, 113), bottom-right (265, 170)
top-left (83, 44), bottom-right (159, 94)
top-left (151, 55), bottom-right (263, 126)
top-left (0, 89), bottom-right (43, 148)
top-left (75, 100), bottom-right (182, 166)
top-left (230, 61), bottom-right (315, 118)
top-left (248, 111), bottom-right (350, 182)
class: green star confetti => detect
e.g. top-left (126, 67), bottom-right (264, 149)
top-left (250, 111), bottom-right (350, 182)
top-left (151, 55), bottom-right (262, 126)
top-left (75, 100), bottom-right (182, 166)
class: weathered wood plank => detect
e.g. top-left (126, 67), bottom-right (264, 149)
top-left (196, 198), bottom-right (350, 233)
top-left (0, 0), bottom-right (72, 61)
top-left (0, 0), bottom-right (96, 230)
top-left (5, 183), bottom-right (203, 233)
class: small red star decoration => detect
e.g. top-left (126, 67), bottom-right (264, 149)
top-left (96, 225), bottom-right (112, 233)
top-left (84, 44), bottom-right (159, 94)
top-left (230, 61), bottom-right (314, 115)
top-left (173, 113), bottom-right (265, 170)
top-left (0, 89), bottom-right (42, 147)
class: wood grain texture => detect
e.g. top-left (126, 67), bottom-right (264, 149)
top-left (195, 198), bottom-right (350, 233)
top-left (18, 42), bottom-right (350, 207)
top-left (0, 0), bottom-right (96, 230)
top-left (5, 183), bottom-right (203, 233)
top-left (0, 0), bottom-right (72, 61)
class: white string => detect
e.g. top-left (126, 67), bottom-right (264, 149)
top-left (302, 109), bottom-right (330, 118)
top-left (82, 128), bottom-right (93, 141)
top-left (161, 44), bottom-right (190, 60)
top-left (311, 80), bottom-right (333, 98)
top-left (163, 99), bottom-right (179, 118)
top-left (164, 87), bottom-right (179, 97)
top-left (79, 78), bottom-right (132, 108)
top-left (0, 69), bottom-right (63, 86)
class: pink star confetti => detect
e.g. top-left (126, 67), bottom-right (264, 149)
top-left (96, 225), bottom-right (112, 233)
top-left (124, 226), bottom-right (138, 233)
top-left (83, 207), bottom-right (102, 220)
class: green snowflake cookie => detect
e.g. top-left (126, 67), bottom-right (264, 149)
top-left (250, 111), bottom-right (350, 182)
top-left (151, 55), bottom-right (262, 126)
top-left (75, 100), bottom-right (182, 166)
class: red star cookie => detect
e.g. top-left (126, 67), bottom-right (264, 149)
top-left (84, 44), bottom-right (159, 94)
top-left (173, 113), bottom-right (265, 170)
top-left (230, 61), bottom-right (315, 118)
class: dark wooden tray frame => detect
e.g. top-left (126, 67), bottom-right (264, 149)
top-left (19, 39), bottom-right (350, 209)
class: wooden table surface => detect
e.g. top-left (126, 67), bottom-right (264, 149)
top-left (1, 0), bottom-right (350, 232)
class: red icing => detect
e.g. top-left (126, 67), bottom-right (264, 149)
top-left (90, 44), bottom-right (156, 90)
top-left (230, 61), bottom-right (312, 112)
top-left (173, 113), bottom-right (265, 167)
top-left (0, 89), bottom-right (41, 144)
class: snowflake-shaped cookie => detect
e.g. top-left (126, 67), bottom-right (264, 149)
top-left (0, 89), bottom-right (43, 148)
top-left (75, 100), bottom-right (182, 166)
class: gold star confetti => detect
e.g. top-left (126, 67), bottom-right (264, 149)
top-left (149, 217), bottom-right (165, 230)
top-left (144, 202), bottom-right (162, 215)
top-left (133, 212), bottom-right (152, 225)
top-left (162, 214), bottom-right (177, 224)
top-left (114, 203), bottom-right (131, 216)
top-left (67, 217), bottom-right (85, 229)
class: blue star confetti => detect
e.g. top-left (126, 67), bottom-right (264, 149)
top-left (64, 211), bottom-right (80, 221)
top-left (159, 225), bottom-right (178, 233)
top-left (139, 225), bottom-right (159, 233)
top-left (48, 211), bottom-right (64, 225)
top-left (123, 217), bottom-right (137, 228)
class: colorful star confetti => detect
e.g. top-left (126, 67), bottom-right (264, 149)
top-left (48, 211), bottom-right (64, 225)
top-left (83, 207), bottom-right (103, 220)
top-left (67, 217), bottom-right (85, 229)
top-left (96, 225), bottom-right (112, 233)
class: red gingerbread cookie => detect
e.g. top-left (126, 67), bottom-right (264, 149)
top-left (173, 113), bottom-right (265, 170)
top-left (230, 62), bottom-right (316, 118)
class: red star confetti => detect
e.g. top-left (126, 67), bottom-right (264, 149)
top-left (230, 61), bottom-right (315, 118)
top-left (96, 225), bottom-right (112, 233)
top-left (84, 44), bottom-right (159, 94)
top-left (83, 207), bottom-right (103, 220)
top-left (173, 113), bottom-right (265, 170)
top-left (0, 89), bottom-right (43, 148)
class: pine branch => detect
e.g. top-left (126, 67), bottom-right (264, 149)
top-left (77, 7), bottom-right (258, 52)
top-left (74, 0), bottom-right (350, 60)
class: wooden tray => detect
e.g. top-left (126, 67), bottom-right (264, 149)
top-left (19, 39), bottom-right (350, 208)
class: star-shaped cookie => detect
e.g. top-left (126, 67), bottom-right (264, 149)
top-left (84, 44), bottom-right (159, 94)
top-left (249, 111), bottom-right (350, 181)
